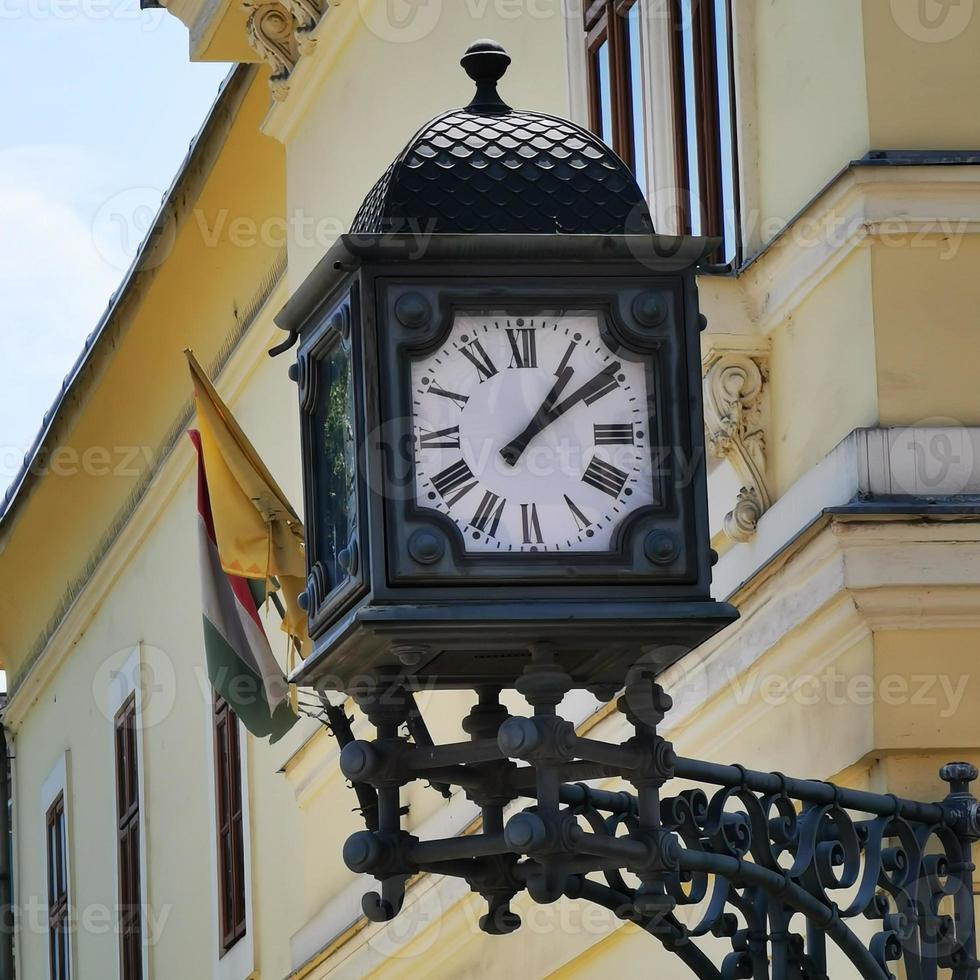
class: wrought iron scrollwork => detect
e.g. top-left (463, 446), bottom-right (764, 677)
top-left (325, 652), bottom-right (979, 979)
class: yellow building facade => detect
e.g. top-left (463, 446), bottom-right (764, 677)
top-left (2, 0), bottom-right (980, 976)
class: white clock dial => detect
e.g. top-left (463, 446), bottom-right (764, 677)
top-left (411, 313), bottom-right (655, 553)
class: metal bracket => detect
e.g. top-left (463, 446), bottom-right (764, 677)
top-left (324, 657), bottom-right (979, 979)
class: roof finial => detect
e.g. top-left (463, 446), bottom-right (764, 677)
top-left (461, 39), bottom-right (511, 112)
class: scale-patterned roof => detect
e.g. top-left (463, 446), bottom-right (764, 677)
top-left (351, 41), bottom-right (652, 236)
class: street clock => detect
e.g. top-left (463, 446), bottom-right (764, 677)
top-left (274, 40), bottom-right (736, 693)
top-left (269, 48), bottom-right (980, 978)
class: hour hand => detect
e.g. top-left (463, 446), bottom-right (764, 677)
top-left (500, 367), bottom-right (574, 466)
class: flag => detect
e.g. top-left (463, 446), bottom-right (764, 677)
top-left (191, 430), bottom-right (297, 742)
top-left (185, 350), bottom-right (308, 653)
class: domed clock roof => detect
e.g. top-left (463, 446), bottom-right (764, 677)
top-left (350, 40), bottom-right (653, 236)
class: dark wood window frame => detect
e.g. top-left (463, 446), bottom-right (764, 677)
top-left (213, 693), bottom-right (247, 955)
top-left (46, 792), bottom-right (70, 980)
top-left (585, 0), bottom-right (643, 176)
top-left (585, 0), bottom-right (741, 267)
top-left (114, 693), bottom-right (143, 980)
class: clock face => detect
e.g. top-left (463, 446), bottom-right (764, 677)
top-left (411, 313), bottom-right (656, 553)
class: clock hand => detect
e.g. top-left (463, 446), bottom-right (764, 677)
top-left (549, 360), bottom-right (622, 418)
top-left (499, 366), bottom-right (574, 466)
top-left (500, 361), bottom-right (622, 466)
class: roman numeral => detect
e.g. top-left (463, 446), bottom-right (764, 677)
top-left (594, 423), bottom-right (634, 446)
top-left (582, 457), bottom-right (629, 498)
top-left (431, 459), bottom-right (477, 506)
top-left (555, 340), bottom-right (577, 377)
top-left (506, 328), bottom-right (537, 369)
top-left (472, 491), bottom-right (506, 536)
top-left (564, 494), bottom-right (592, 532)
top-left (419, 426), bottom-right (461, 449)
top-left (459, 338), bottom-right (498, 382)
top-left (429, 385), bottom-right (470, 410)
top-left (521, 503), bottom-right (543, 545)
top-left (583, 366), bottom-right (619, 406)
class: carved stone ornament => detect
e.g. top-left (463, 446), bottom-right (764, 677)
top-left (242, 0), bottom-right (299, 100)
top-left (703, 349), bottom-right (771, 542)
top-left (286, 0), bottom-right (323, 53)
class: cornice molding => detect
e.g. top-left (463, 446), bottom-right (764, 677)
top-left (2, 278), bottom-right (290, 732)
top-left (710, 424), bottom-right (980, 601)
top-left (167, 0), bottom-right (236, 59)
top-left (733, 164), bottom-right (980, 334)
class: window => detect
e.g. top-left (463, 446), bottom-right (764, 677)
top-left (46, 794), bottom-right (69, 980)
top-left (585, 0), bottom-right (648, 196)
top-left (114, 694), bottom-right (142, 980)
top-left (584, 0), bottom-right (740, 266)
top-left (212, 694), bottom-right (246, 954)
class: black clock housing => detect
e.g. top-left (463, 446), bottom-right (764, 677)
top-left (277, 234), bottom-right (736, 692)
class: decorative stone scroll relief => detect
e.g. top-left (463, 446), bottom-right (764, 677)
top-left (703, 347), bottom-right (771, 543)
top-left (286, 0), bottom-right (324, 53)
top-left (242, 0), bottom-right (299, 100)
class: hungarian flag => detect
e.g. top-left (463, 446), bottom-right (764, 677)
top-left (185, 350), bottom-right (308, 655)
top-left (191, 429), bottom-right (297, 742)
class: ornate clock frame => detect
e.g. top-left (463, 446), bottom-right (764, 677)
top-left (277, 234), bottom-right (736, 692)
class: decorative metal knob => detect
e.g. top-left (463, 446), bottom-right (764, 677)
top-left (645, 530), bottom-right (679, 565)
top-left (340, 740), bottom-right (381, 781)
top-left (343, 830), bottom-right (384, 874)
top-left (461, 39), bottom-right (511, 111)
top-left (394, 291), bottom-right (431, 330)
top-left (497, 717), bottom-right (541, 757)
top-left (408, 528), bottom-right (445, 565)
top-left (632, 291), bottom-right (668, 327)
top-left (504, 812), bottom-right (548, 851)
top-left (941, 762), bottom-right (978, 787)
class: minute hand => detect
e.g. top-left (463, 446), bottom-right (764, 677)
top-left (500, 361), bottom-right (621, 466)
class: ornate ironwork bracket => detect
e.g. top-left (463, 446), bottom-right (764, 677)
top-left (325, 651), bottom-right (979, 979)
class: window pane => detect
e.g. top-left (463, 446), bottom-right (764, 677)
top-left (714, 0), bottom-right (737, 263)
top-left (626, 4), bottom-right (647, 196)
top-left (214, 697), bottom-right (247, 954)
top-left (680, 0), bottom-right (702, 236)
top-left (595, 40), bottom-right (613, 148)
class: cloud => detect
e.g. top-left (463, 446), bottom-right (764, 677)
top-left (0, 144), bottom-right (122, 482)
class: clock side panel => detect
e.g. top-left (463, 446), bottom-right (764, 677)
top-left (295, 283), bottom-right (371, 639)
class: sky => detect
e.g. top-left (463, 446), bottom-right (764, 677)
top-left (0, 9), bottom-right (230, 491)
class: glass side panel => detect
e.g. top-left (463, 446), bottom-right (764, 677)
top-left (313, 337), bottom-right (356, 589)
